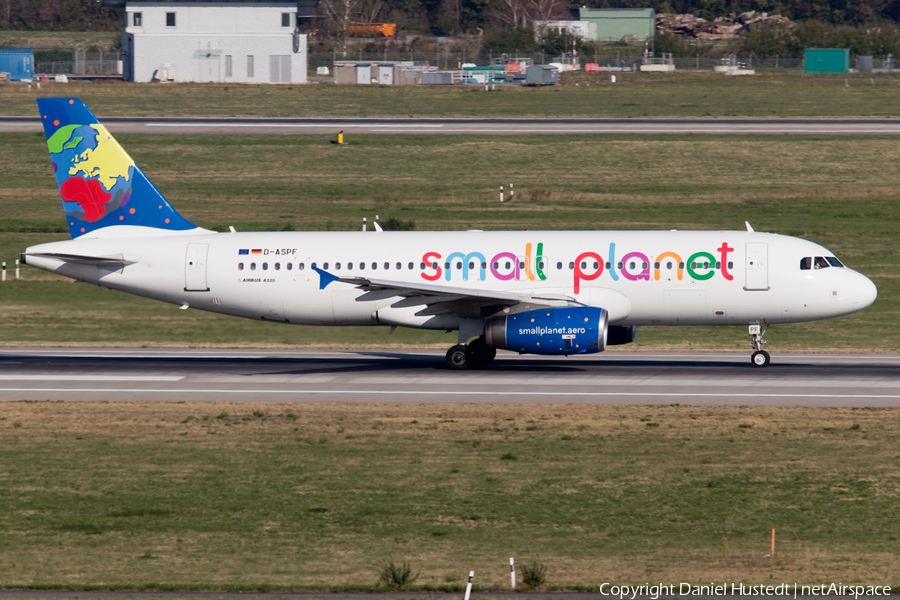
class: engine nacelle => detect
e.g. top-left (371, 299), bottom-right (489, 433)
top-left (608, 325), bottom-right (639, 346)
top-left (485, 307), bottom-right (608, 356)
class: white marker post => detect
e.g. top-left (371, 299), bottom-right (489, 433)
top-left (510, 558), bottom-right (516, 588)
top-left (16, 259), bottom-right (20, 279)
top-left (362, 217), bottom-right (367, 232)
top-left (510, 183), bottom-right (514, 199)
top-left (1, 261), bottom-right (5, 282)
top-left (500, 186), bottom-right (504, 203)
top-left (464, 571), bottom-right (474, 600)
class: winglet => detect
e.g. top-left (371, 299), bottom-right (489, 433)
top-left (313, 266), bottom-right (340, 290)
top-left (745, 221), bottom-right (755, 232)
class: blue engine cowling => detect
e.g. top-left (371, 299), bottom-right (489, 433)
top-left (485, 307), bottom-right (608, 356)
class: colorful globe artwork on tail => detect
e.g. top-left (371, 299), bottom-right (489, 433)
top-left (37, 98), bottom-right (196, 239)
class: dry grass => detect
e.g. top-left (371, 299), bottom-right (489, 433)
top-left (0, 402), bottom-right (898, 589)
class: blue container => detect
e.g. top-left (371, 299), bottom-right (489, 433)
top-left (0, 48), bottom-right (35, 80)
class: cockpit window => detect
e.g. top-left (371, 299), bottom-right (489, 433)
top-left (800, 257), bottom-right (811, 270)
top-left (814, 256), bottom-right (830, 269)
top-left (826, 256), bottom-right (844, 267)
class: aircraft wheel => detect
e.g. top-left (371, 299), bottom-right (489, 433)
top-left (751, 350), bottom-right (771, 368)
top-left (446, 345), bottom-right (469, 369)
top-left (467, 342), bottom-right (496, 369)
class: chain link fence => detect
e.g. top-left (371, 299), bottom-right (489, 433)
top-left (311, 51), bottom-right (899, 73)
top-left (35, 50), bottom-right (122, 76)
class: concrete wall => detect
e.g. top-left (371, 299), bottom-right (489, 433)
top-left (122, 1), bottom-right (307, 83)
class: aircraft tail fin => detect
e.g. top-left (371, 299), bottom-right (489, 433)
top-left (37, 98), bottom-right (198, 239)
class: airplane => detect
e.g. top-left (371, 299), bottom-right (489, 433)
top-left (21, 98), bottom-right (878, 369)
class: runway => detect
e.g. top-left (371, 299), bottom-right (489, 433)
top-left (1, 348), bottom-right (898, 406)
top-left (4, 116), bottom-right (900, 135)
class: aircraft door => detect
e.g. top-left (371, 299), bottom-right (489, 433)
top-left (745, 242), bottom-right (769, 291)
top-left (185, 243), bottom-right (210, 292)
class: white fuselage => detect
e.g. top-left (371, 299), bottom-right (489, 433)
top-left (24, 227), bottom-right (877, 331)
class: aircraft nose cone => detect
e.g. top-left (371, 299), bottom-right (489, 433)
top-left (853, 274), bottom-right (878, 311)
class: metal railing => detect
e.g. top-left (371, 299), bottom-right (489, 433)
top-left (35, 50), bottom-right (121, 76)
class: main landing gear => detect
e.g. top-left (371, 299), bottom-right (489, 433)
top-left (749, 324), bottom-right (770, 368)
top-left (445, 337), bottom-right (496, 370)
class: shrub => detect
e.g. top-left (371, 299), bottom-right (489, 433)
top-left (520, 561), bottom-right (547, 589)
top-left (376, 560), bottom-right (419, 589)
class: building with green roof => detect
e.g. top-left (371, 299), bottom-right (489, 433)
top-left (578, 7), bottom-right (655, 43)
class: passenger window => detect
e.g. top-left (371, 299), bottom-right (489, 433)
top-left (251, 263), bottom-right (256, 270)
top-left (262, 263), bottom-right (268, 270)
top-left (444, 262), bottom-right (450, 269)
top-left (287, 263), bottom-right (293, 270)
top-left (667, 262), bottom-right (673, 270)
top-left (371, 262), bottom-right (377, 270)
top-left (468, 261), bottom-right (474, 270)
top-left (275, 263), bottom-right (281, 270)
top-left (678, 262), bottom-right (684, 269)
top-left (568, 262), bottom-right (574, 269)
top-left (716, 261), bottom-right (721, 269)
top-left (557, 262), bottom-right (562, 270)
top-left (800, 257), bottom-right (811, 270)
top-left (481, 262), bottom-right (487, 269)
top-left (507, 262), bottom-right (513, 269)
top-left (727, 261), bottom-right (732, 269)
top-left (654, 262), bottom-right (660, 269)
top-left (642, 262), bottom-right (648, 269)
top-left (359, 262), bottom-right (365, 270)
top-left (519, 261), bottom-right (525, 269)
top-left (420, 262), bottom-right (425, 269)
top-left (538, 261), bottom-right (544, 269)
top-left (629, 262), bottom-right (635, 269)
top-left (384, 262), bottom-right (389, 270)
top-left (593, 262), bottom-right (599, 269)
top-left (334, 263), bottom-right (340, 270)
top-left (605, 262), bottom-right (611, 269)
top-left (310, 262), bottom-right (315, 269)
top-left (814, 257), bottom-right (829, 269)
top-left (408, 262), bottom-right (414, 270)
top-left (493, 262), bottom-right (499, 269)
top-left (432, 262), bottom-right (438, 269)
top-left (323, 262), bottom-right (329, 270)
top-left (618, 262), bottom-right (623, 269)
top-left (238, 263), bottom-right (244, 271)
top-left (581, 262), bottom-right (587, 269)
top-left (396, 262), bottom-right (402, 270)
top-left (826, 256), bottom-right (844, 267)
top-left (457, 261), bottom-right (463, 269)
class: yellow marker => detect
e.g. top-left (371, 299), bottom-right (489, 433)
top-left (337, 132), bottom-right (344, 144)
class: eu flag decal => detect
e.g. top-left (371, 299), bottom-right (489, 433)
top-left (238, 249), bottom-right (249, 255)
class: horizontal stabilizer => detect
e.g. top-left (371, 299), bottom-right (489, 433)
top-left (24, 252), bottom-right (136, 267)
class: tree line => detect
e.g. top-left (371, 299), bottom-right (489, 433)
top-left (4, 0), bottom-right (900, 59)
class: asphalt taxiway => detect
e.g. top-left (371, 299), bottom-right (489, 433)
top-left (4, 116), bottom-right (900, 135)
top-left (1, 348), bottom-right (898, 406)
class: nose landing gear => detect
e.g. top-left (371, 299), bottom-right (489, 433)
top-left (445, 337), bottom-right (496, 369)
top-left (749, 324), bottom-right (770, 367)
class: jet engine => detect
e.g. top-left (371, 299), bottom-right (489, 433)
top-left (485, 307), bottom-right (608, 356)
top-left (608, 325), bottom-right (639, 346)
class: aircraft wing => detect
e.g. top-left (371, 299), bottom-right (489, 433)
top-left (334, 274), bottom-right (579, 319)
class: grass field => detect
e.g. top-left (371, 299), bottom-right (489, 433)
top-left (0, 402), bottom-right (898, 589)
top-left (0, 132), bottom-right (897, 351)
top-left (4, 72), bottom-right (900, 118)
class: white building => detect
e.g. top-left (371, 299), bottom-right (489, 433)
top-left (104, 0), bottom-right (308, 83)
top-left (534, 20), bottom-right (595, 40)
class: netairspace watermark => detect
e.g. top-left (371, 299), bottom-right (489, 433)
top-left (598, 583), bottom-right (893, 600)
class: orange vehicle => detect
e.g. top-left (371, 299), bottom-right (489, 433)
top-left (349, 22), bottom-right (396, 37)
